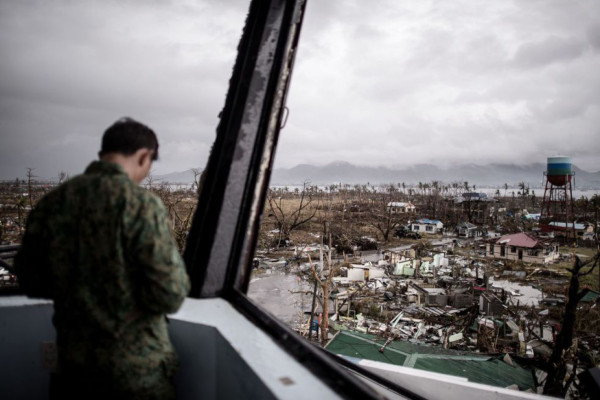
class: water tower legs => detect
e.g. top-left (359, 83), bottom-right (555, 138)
top-left (540, 174), bottom-right (576, 243)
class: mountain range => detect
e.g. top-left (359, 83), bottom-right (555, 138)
top-left (156, 161), bottom-right (600, 189)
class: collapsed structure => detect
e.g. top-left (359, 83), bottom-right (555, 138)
top-left (250, 234), bottom-right (599, 394)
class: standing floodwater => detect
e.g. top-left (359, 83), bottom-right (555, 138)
top-left (247, 269), bottom-right (313, 326)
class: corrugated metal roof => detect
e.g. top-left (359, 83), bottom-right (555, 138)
top-left (413, 357), bottom-right (535, 391)
top-left (494, 233), bottom-right (540, 248)
top-left (581, 290), bottom-right (600, 303)
top-left (549, 221), bottom-right (587, 230)
top-left (415, 218), bottom-right (442, 225)
top-left (387, 202), bottom-right (414, 208)
top-left (326, 330), bottom-right (535, 391)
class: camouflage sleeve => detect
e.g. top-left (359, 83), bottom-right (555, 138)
top-left (132, 195), bottom-right (190, 314)
top-left (14, 207), bottom-right (53, 298)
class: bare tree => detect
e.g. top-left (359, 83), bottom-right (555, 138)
top-left (191, 168), bottom-right (205, 195)
top-left (367, 185), bottom-right (407, 242)
top-left (144, 172), bottom-right (157, 190)
top-left (14, 195), bottom-right (27, 236)
top-left (307, 237), bottom-right (340, 344)
top-left (543, 251), bottom-right (600, 397)
top-left (149, 182), bottom-right (197, 252)
top-left (144, 174), bottom-right (198, 252)
top-left (26, 168), bottom-right (36, 209)
top-left (57, 171), bottom-right (68, 184)
top-left (267, 181), bottom-right (318, 246)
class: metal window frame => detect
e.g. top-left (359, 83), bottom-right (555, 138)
top-left (180, 1), bottom-right (426, 398)
top-left (181, 1), bottom-right (426, 398)
top-left (183, 0), bottom-right (302, 299)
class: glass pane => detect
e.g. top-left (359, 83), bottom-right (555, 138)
top-left (0, 1), bottom-right (248, 291)
top-left (246, 1), bottom-right (600, 395)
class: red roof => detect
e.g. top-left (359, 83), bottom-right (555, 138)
top-left (494, 233), bottom-right (540, 248)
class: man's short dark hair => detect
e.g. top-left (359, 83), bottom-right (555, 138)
top-left (100, 117), bottom-right (159, 160)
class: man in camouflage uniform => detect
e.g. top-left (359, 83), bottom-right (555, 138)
top-left (15, 118), bottom-right (190, 399)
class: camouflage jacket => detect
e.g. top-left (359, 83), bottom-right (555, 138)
top-left (15, 160), bottom-right (190, 394)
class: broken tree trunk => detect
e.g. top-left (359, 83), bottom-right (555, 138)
top-left (543, 254), bottom-right (599, 397)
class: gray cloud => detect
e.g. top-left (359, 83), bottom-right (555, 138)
top-left (277, 0), bottom-right (600, 172)
top-left (513, 36), bottom-right (588, 68)
top-left (0, 0), bottom-right (246, 179)
top-left (1, 0), bottom-right (599, 181)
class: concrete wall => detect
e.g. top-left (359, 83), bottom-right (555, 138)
top-left (348, 268), bottom-right (366, 281)
top-left (412, 223), bottom-right (442, 234)
top-left (369, 268), bottom-right (386, 279)
top-left (0, 299), bottom-right (276, 400)
top-left (429, 294), bottom-right (449, 307)
top-left (452, 294), bottom-right (474, 308)
top-left (486, 244), bottom-right (559, 264)
top-left (0, 300), bottom-right (55, 400)
top-left (170, 320), bottom-right (276, 400)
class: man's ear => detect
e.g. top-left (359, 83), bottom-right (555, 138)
top-left (137, 148), bottom-right (153, 167)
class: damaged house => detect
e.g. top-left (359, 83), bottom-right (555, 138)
top-left (411, 283), bottom-right (473, 307)
top-left (411, 218), bottom-right (443, 234)
top-left (387, 201), bottom-right (416, 214)
top-left (485, 232), bottom-right (559, 265)
top-left (391, 257), bottom-right (419, 277)
top-left (479, 292), bottom-right (505, 317)
top-left (455, 192), bottom-right (496, 225)
top-left (456, 222), bottom-right (481, 238)
top-left (346, 263), bottom-right (386, 281)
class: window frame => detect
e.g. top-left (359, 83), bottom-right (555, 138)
top-left (181, 1), bottom-right (422, 399)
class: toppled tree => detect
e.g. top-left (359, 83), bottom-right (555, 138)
top-left (543, 251), bottom-right (600, 397)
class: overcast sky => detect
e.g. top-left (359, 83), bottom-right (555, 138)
top-left (1, 0), bottom-right (599, 180)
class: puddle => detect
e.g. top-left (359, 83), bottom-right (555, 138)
top-left (247, 270), bottom-right (312, 326)
top-left (489, 278), bottom-right (542, 306)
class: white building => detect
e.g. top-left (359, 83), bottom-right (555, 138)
top-left (386, 201), bottom-right (416, 214)
top-left (411, 218), bottom-right (443, 234)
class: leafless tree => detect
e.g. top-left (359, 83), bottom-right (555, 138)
top-left (150, 182), bottom-right (196, 252)
top-left (26, 168), bottom-right (36, 209)
top-left (191, 168), bottom-right (205, 195)
top-left (543, 251), bottom-right (600, 397)
top-left (307, 237), bottom-right (340, 344)
top-left (144, 172), bottom-right (157, 190)
top-left (57, 171), bottom-right (68, 184)
top-left (267, 181), bottom-right (318, 246)
top-left (367, 185), bottom-right (407, 242)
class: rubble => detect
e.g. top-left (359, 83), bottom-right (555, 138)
top-left (248, 232), bottom-right (600, 395)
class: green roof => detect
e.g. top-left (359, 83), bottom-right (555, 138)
top-left (580, 290), bottom-right (600, 303)
top-left (325, 330), bottom-right (535, 391)
top-left (413, 357), bottom-right (535, 390)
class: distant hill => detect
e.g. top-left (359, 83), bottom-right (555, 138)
top-left (153, 169), bottom-right (199, 184)
top-left (155, 161), bottom-right (600, 188)
top-left (268, 161), bottom-right (600, 189)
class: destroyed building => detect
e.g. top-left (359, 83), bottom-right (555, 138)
top-left (326, 330), bottom-right (536, 392)
top-left (486, 232), bottom-right (560, 264)
top-left (386, 201), bottom-right (416, 214)
top-left (456, 221), bottom-right (480, 238)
